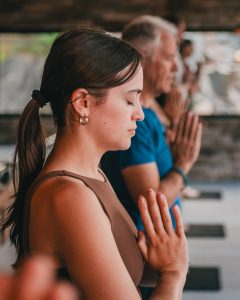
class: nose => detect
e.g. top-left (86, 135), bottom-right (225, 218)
top-left (132, 101), bottom-right (144, 121)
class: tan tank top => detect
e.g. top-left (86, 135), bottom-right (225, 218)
top-left (22, 170), bottom-right (144, 287)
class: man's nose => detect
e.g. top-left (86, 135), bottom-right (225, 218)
top-left (172, 57), bottom-right (178, 73)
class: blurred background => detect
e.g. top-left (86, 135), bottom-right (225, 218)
top-left (0, 1), bottom-right (240, 299)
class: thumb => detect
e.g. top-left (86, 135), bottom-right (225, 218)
top-left (137, 231), bottom-right (148, 261)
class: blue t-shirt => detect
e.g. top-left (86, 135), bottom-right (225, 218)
top-left (101, 107), bottom-right (181, 230)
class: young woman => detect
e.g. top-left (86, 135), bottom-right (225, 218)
top-left (2, 28), bottom-right (188, 299)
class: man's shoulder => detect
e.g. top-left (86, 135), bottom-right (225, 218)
top-left (142, 107), bottom-right (157, 120)
top-left (136, 107), bottom-right (162, 136)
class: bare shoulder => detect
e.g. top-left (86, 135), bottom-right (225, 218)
top-left (41, 175), bottom-right (93, 200)
top-left (33, 175), bottom-right (107, 225)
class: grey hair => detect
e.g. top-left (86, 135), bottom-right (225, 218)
top-left (122, 15), bottom-right (177, 55)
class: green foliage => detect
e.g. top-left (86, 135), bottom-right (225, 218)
top-left (0, 32), bottom-right (59, 63)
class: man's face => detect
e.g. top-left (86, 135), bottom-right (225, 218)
top-left (147, 33), bottom-right (177, 95)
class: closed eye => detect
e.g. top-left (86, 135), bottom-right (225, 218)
top-left (127, 100), bottom-right (134, 106)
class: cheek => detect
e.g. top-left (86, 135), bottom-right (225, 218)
top-left (156, 68), bottom-right (167, 89)
top-left (159, 67), bottom-right (172, 88)
top-left (100, 105), bottom-right (129, 130)
top-left (157, 62), bottom-right (165, 73)
top-left (162, 63), bottom-right (171, 75)
top-left (156, 63), bottom-right (167, 79)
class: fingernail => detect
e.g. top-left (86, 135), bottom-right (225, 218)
top-left (139, 196), bottom-right (146, 207)
top-left (157, 192), bottom-right (166, 201)
top-left (173, 205), bottom-right (180, 213)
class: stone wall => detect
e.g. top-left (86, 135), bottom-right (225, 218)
top-left (0, 114), bottom-right (55, 145)
top-left (0, 115), bottom-right (240, 181)
top-left (0, 0), bottom-right (240, 31)
top-left (189, 116), bottom-right (240, 181)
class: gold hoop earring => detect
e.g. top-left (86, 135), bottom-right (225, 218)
top-left (79, 114), bottom-right (89, 125)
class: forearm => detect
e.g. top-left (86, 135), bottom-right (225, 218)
top-left (150, 272), bottom-right (186, 300)
top-left (129, 170), bottom-right (185, 208)
top-left (157, 171), bottom-right (185, 207)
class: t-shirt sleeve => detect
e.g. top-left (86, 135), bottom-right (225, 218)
top-left (118, 120), bottom-right (156, 169)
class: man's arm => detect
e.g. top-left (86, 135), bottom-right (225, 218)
top-left (122, 112), bottom-right (202, 207)
top-left (122, 162), bottom-right (184, 207)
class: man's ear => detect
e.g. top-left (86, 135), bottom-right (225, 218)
top-left (138, 46), bottom-right (152, 59)
top-left (70, 88), bottom-right (90, 115)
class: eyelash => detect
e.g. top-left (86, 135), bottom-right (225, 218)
top-left (127, 100), bottom-right (134, 106)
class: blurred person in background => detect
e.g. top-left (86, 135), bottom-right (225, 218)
top-left (180, 39), bottom-right (202, 103)
top-left (163, 15), bottom-right (202, 199)
top-left (163, 14), bottom-right (186, 85)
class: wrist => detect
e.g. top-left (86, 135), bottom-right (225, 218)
top-left (172, 165), bottom-right (189, 190)
top-left (159, 270), bottom-right (187, 287)
top-left (174, 162), bottom-right (191, 174)
top-left (152, 270), bottom-right (187, 299)
top-left (169, 120), bottom-right (178, 130)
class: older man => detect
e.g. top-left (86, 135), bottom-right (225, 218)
top-left (101, 15), bottom-right (202, 230)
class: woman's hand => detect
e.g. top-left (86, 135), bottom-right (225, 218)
top-left (138, 190), bottom-right (189, 281)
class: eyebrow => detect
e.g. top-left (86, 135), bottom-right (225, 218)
top-left (125, 89), bottom-right (143, 94)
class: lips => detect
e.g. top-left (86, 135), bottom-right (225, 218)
top-left (128, 127), bottom-right (137, 131)
top-left (128, 127), bottom-right (136, 136)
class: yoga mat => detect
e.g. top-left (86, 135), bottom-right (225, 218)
top-left (184, 266), bottom-right (221, 290)
top-left (185, 224), bottom-right (225, 238)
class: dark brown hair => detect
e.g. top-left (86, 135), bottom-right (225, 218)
top-left (179, 39), bottom-right (193, 55)
top-left (1, 27), bottom-right (142, 267)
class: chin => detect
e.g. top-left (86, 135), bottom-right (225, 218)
top-left (156, 85), bottom-right (170, 95)
top-left (118, 139), bottom-right (132, 151)
top-left (120, 143), bottom-right (131, 151)
top-left (162, 85), bottom-right (172, 94)
top-left (109, 139), bottom-right (131, 152)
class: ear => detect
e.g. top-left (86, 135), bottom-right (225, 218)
top-left (140, 48), bottom-right (149, 58)
top-left (70, 88), bottom-right (90, 116)
top-left (138, 45), bottom-right (152, 59)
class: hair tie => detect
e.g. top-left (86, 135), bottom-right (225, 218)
top-left (31, 90), bottom-right (48, 108)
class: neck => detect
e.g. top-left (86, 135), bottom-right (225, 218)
top-left (151, 100), bottom-right (171, 126)
top-left (140, 89), bottom-right (155, 108)
top-left (141, 89), bottom-right (171, 126)
top-left (43, 128), bottom-right (104, 180)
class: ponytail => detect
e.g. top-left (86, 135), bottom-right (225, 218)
top-left (1, 96), bottom-right (46, 267)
